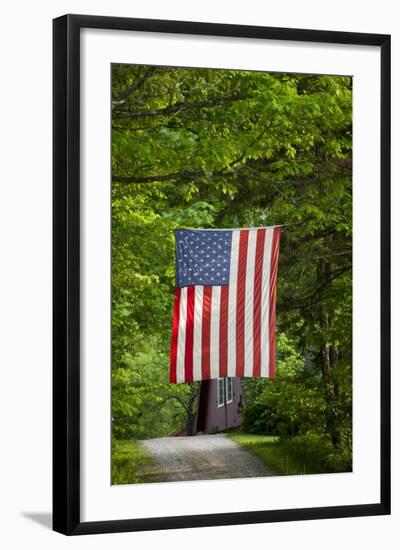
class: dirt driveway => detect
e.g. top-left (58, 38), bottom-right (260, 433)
top-left (140, 434), bottom-right (277, 482)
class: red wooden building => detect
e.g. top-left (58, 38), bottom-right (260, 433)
top-left (195, 377), bottom-right (243, 433)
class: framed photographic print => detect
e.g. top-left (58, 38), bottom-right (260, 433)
top-left (53, 14), bottom-right (391, 535)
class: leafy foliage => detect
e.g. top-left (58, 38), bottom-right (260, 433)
top-left (241, 334), bottom-right (326, 436)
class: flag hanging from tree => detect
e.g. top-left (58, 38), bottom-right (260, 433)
top-left (170, 226), bottom-right (282, 383)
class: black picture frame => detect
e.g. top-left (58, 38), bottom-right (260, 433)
top-left (53, 14), bottom-right (391, 536)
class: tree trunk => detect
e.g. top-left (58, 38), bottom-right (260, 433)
top-left (318, 259), bottom-right (341, 448)
top-left (320, 342), bottom-right (340, 447)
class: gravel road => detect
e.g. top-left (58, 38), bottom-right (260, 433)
top-left (140, 434), bottom-right (277, 482)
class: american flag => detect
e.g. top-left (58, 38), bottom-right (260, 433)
top-left (170, 226), bottom-right (281, 383)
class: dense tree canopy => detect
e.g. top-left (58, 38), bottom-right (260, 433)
top-left (111, 63), bottom-right (352, 468)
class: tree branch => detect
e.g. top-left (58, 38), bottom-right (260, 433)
top-left (112, 168), bottom-right (227, 184)
top-left (113, 94), bottom-right (249, 119)
top-left (113, 67), bottom-right (158, 107)
top-left (278, 265), bottom-right (352, 312)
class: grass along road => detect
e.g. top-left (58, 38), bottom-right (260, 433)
top-left (112, 439), bottom-right (159, 484)
top-left (228, 432), bottom-right (352, 475)
top-left (227, 433), bottom-right (301, 475)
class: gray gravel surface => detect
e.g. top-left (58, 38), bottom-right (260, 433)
top-left (140, 434), bottom-right (277, 482)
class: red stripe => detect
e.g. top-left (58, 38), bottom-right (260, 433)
top-left (219, 285), bottom-right (229, 378)
top-left (253, 229), bottom-right (266, 377)
top-left (268, 227), bottom-right (282, 378)
top-left (201, 286), bottom-right (212, 380)
top-left (236, 230), bottom-right (249, 377)
top-left (184, 286), bottom-right (195, 383)
top-left (170, 288), bottom-right (181, 383)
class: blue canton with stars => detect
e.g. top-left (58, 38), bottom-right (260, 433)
top-left (175, 229), bottom-right (232, 288)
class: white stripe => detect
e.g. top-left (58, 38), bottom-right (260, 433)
top-left (244, 230), bottom-right (257, 376)
top-left (210, 285), bottom-right (221, 380)
top-left (227, 230), bottom-right (240, 376)
top-left (260, 229), bottom-right (273, 377)
top-left (193, 285), bottom-right (203, 382)
top-left (176, 287), bottom-right (187, 383)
